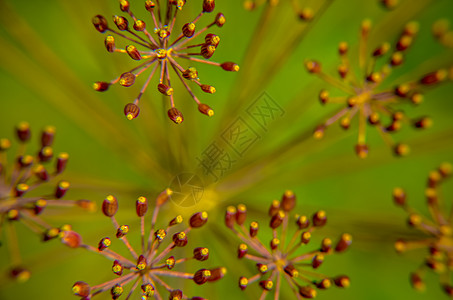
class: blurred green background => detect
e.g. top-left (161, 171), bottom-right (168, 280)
top-left (0, 0), bottom-right (453, 299)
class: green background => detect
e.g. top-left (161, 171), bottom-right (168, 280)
top-left (0, 0), bottom-right (452, 299)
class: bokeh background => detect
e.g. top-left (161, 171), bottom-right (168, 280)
top-left (0, 0), bottom-right (452, 299)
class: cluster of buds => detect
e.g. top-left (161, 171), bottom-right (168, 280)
top-left (0, 122), bottom-right (95, 281)
top-left (242, 0), bottom-right (315, 21)
top-left (393, 162), bottom-right (453, 296)
top-left (225, 190), bottom-right (351, 299)
top-left (70, 189), bottom-right (225, 299)
top-left (92, 0), bottom-right (239, 123)
top-left (306, 19), bottom-right (451, 158)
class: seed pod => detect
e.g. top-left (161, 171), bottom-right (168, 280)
top-left (183, 22), bottom-right (195, 37)
top-left (93, 15), bottom-right (108, 33)
top-left (239, 277), bottom-right (248, 290)
top-left (194, 269), bottom-right (211, 285)
top-left (169, 215), bottom-right (183, 226)
top-left (312, 210), bottom-right (327, 227)
top-left (236, 204), bottom-right (247, 225)
top-left (220, 62), bottom-right (239, 72)
top-left (119, 0), bottom-right (130, 12)
top-left (126, 45), bottom-right (142, 60)
top-left (238, 243), bottom-right (248, 258)
top-left (113, 16), bottom-right (128, 30)
top-left (334, 275), bottom-right (350, 288)
top-left (112, 260), bottom-right (123, 276)
top-left (136, 255), bottom-right (147, 270)
top-left (136, 196), bottom-right (148, 217)
top-left (281, 190), bottom-right (296, 212)
top-left (102, 195), bottom-right (118, 217)
top-left (41, 126), bottom-right (55, 147)
top-left (93, 81), bottom-right (110, 91)
top-left (225, 206), bottom-right (237, 228)
top-left (355, 143), bottom-right (368, 159)
top-left (133, 20), bottom-right (146, 31)
top-left (111, 284), bottom-right (123, 300)
top-left (156, 188), bottom-right (173, 206)
top-left (56, 152), bottom-right (69, 174)
top-left (145, 0), bottom-right (155, 11)
top-left (299, 286), bottom-right (317, 298)
top-left (61, 231), bottom-right (82, 248)
top-left (203, 0), bottom-right (215, 13)
top-left (198, 103), bottom-right (215, 117)
top-left (305, 60), bottom-right (321, 73)
top-left (259, 280), bottom-right (273, 291)
top-left (194, 247), bottom-right (209, 261)
top-left (270, 210), bottom-right (285, 229)
top-left (141, 283), bottom-right (155, 297)
top-left (208, 267), bottom-right (226, 282)
top-left (190, 211), bottom-right (208, 228)
top-left (205, 33), bottom-right (220, 47)
top-left (335, 233), bottom-right (352, 252)
top-left (296, 215), bottom-right (309, 229)
top-left (104, 36), bottom-right (115, 53)
top-left (173, 231), bottom-right (188, 247)
top-left (55, 180), bottom-right (70, 199)
top-left (72, 281), bottom-right (90, 297)
top-left (249, 221), bottom-right (259, 237)
top-left (321, 238), bottom-right (332, 253)
top-left (284, 264), bottom-right (299, 278)
top-left (201, 43), bottom-right (216, 59)
top-left (166, 256), bottom-right (176, 269)
top-left (116, 225), bottom-right (129, 238)
top-left (392, 187), bottom-right (406, 206)
top-left (98, 237), bottom-right (111, 251)
top-left (301, 231), bottom-right (311, 244)
top-left (201, 84), bottom-right (216, 93)
top-left (215, 13), bottom-right (226, 27)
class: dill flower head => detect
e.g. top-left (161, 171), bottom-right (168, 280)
top-left (0, 122), bottom-right (95, 281)
top-left (225, 190), bottom-right (351, 299)
top-left (92, 0), bottom-right (239, 123)
top-left (393, 162), bottom-right (453, 296)
top-left (70, 189), bottom-right (225, 299)
top-left (306, 19), bottom-right (451, 158)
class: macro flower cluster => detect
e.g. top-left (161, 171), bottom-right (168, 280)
top-left (93, 0), bottom-right (239, 123)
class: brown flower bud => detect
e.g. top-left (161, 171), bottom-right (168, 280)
top-left (235, 204), bottom-right (247, 225)
top-left (203, 0), bottom-right (215, 13)
top-left (15, 183), bottom-right (29, 197)
top-left (169, 215), bottom-right (183, 226)
top-left (334, 275), bottom-right (350, 288)
top-left (112, 260), bottom-right (123, 276)
top-left (0, 138), bottom-right (11, 151)
top-left (169, 289), bottom-right (182, 300)
top-left (201, 43), bottom-right (216, 59)
top-left (43, 227), bottom-right (60, 241)
top-left (116, 225), bottom-right (129, 238)
top-left (299, 286), bottom-right (317, 298)
top-left (119, 72), bottom-right (136, 87)
top-left (34, 199), bottom-right (46, 215)
top-left (296, 215), bottom-right (309, 229)
top-left (166, 256), bottom-right (176, 269)
top-left (239, 277), bottom-right (248, 290)
top-left (194, 269), bottom-right (211, 285)
top-left (111, 284), bottom-right (123, 299)
top-left (183, 22), bottom-right (195, 37)
top-left (38, 146), bottom-right (53, 162)
top-left (173, 231), bottom-right (188, 247)
top-left (141, 283), bottom-right (155, 297)
top-left (113, 16), bottom-right (128, 31)
top-left (312, 210), bottom-right (327, 227)
top-left (270, 238), bottom-right (280, 250)
top-left (92, 15), bottom-right (108, 33)
top-left (394, 143), bottom-right (410, 157)
top-left (335, 233), bottom-right (352, 252)
top-left (420, 69), bottom-right (447, 85)
top-left (41, 126), bottom-right (55, 147)
top-left (305, 60), bottom-right (321, 73)
top-left (238, 243), bottom-right (248, 258)
top-left (225, 206), bottom-right (237, 228)
top-left (119, 0), bottom-right (130, 12)
top-left (136, 255), bottom-right (147, 271)
top-left (98, 237), bottom-right (111, 251)
top-left (201, 84), bottom-right (216, 93)
top-left (355, 143), bottom-right (368, 159)
top-left (270, 210), bottom-right (285, 229)
top-left (102, 195), bottom-right (118, 217)
top-left (56, 152), bottom-right (69, 174)
top-left (321, 238), bottom-right (332, 253)
top-left (55, 180), bottom-right (70, 198)
top-left (338, 41), bottom-right (348, 55)
top-left (104, 35), bottom-right (115, 52)
top-left (126, 45), bottom-right (142, 60)
top-left (220, 62), bottom-right (239, 72)
top-left (155, 229), bottom-right (167, 242)
top-left (61, 231), bottom-right (82, 248)
top-left (257, 263), bottom-right (268, 274)
top-left (156, 188), bottom-right (172, 206)
top-left (301, 231), bottom-right (311, 244)
top-left (316, 279), bottom-right (332, 289)
top-left (194, 247), bottom-right (209, 261)
top-left (205, 33), bottom-right (220, 47)
top-left (73, 281), bottom-right (90, 297)
top-left (93, 81), bottom-right (110, 91)
top-left (208, 267), bottom-right (226, 282)
top-left (319, 90), bottom-right (329, 104)
top-left (259, 280), bottom-right (273, 291)
top-left (198, 103), bottom-right (214, 117)
top-left (284, 264), bottom-right (299, 278)
top-left (183, 67), bottom-right (198, 80)
top-left (133, 20), bottom-right (146, 31)
top-left (136, 196), bottom-right (148, 217)
top-left (215, 13), bottom-right (226, 27)
top-left (168, 107), bottom-right (184, 124)
top-left (281, 190), bottom-right (296, 211)
top-left (249, 221), bottom-right (259, 237)
top-left (190, 211), bottom-right (208, 228)
top-left (312, 254), bottom-right (324, 269)
top-left (33, 165), bottom-right (49, 181)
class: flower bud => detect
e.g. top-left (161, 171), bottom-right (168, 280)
top-left (173, 231), bottom-right (188, 247)
top-left (73, 281), bottom-right (90, 297)
top-left (203, 0), bottom-right (215, 13)
top-left (102, 195), bottom-right (118, 217)
top-left (112, 260), bottom-right (123, 276)
top-left (92, 15), bottom-right (108, 33)
top-left (190, 211), bottom-right (208, 228)
top-left (220, 62), bottom-right (239, 72)
top-left (193, 269), bottom-right (211, 285)
top-left (116, 225), bottom-right (129, 238)
top-left (168, 108), bottom-right (184, 124)
top-left (194, 247), bottom-right (209, 261)
top-left (136, 196), bottom-right (148, 217)
top-left (249, 221), bottom-right (259, 237)
top-left (55, 180), bottom-right (70, 199)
